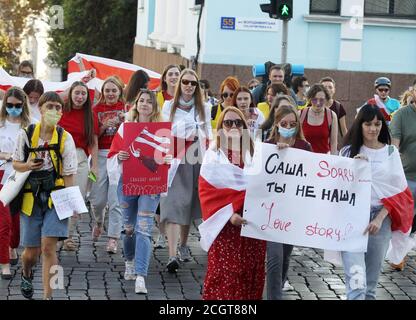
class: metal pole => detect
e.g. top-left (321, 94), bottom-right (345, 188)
top-left (281, 20), bottom-right (288, 64)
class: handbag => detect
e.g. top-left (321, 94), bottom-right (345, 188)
top-left (0, 169), bottom-right (31, 207)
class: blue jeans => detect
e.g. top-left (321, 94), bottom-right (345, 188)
top-left (341, 206), bottom-right (392, 300)
top-left (117, 179), bottom-right (160, 276)
top-left (266, 242), bottom-right (294, 300)
top-left (407, 180), bottom-right (416, 233)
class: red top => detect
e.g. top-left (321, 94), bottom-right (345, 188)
top-left (302, 108), bottom-right (330, 154)
top-left (59, 108), bottom-right (99, 155)
top-left (162, 90), bottom-right (173, 101)
top-left (93, 101), bottom-right (125, 150)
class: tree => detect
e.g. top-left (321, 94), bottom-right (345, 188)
top-left (47, 0), bottom-right (137, 72)
top-left (0, 0), bottom-right (46, 72)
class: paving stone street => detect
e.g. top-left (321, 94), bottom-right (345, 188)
top-left (1, 211), bottom-right (416, 301)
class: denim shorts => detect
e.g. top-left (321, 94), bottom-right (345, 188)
top-left (20, 204), bottom-right (69, 247)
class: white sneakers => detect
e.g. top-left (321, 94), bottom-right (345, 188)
top-left (124, 261), bottom-right (136, 281)
top-left (135, 276), bottom-right (147, 294)
top-left (282, 280), bottom-right (294, 292)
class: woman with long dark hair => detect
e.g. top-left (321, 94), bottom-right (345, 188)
top-left (124, 70), bottom-right (150, 111)
top-left (340, 104), bottom-right (413, 300)
top-left (59, 81), bottom-right (98, 251)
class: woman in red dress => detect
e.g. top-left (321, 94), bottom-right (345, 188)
top-left (199, 106), bottom-right (266, 300)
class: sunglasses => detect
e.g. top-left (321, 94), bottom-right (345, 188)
top-left (20, 71), bottom-right (33, 75)
top-left (377, 88), bottom-right (390, 93)
top-left (223, 119), bottom-right (244, 129)
top-left (181, 79), bottom-right (198, 87)
top-left (222, 92), bottom-right (234, 99)
top-left (311, 98), bottom-right (326, 104)
top-left (249, 86), bottom-right (257, 90)
top-left (6, 103), bottom-right (23, 109)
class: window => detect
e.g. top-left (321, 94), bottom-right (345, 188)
top-left (364, 0), bottom-right (416, 19)
top-left (310, 0), bottom-right (341, 15)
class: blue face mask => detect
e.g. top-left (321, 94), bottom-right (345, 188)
top-left (6, 107), bottom-right (23, 117)
top-left (278, 126), bottom-right (297, 138)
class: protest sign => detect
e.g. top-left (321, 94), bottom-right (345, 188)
top-left (51, 186), bottom-right (88, 220)
top-left (241, 142), bottom-right (372, 252)
top-left (122, 122), bottom-right (171, 195)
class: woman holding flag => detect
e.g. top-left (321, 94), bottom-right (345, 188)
top-left (340, 103), bottom-right (414, 300)
top-left (199, 106), bottom-right (266, 300)
top-left (108, 89), bottom-right (170, 294)
top-left (161, 69), bottom-right (212, 273)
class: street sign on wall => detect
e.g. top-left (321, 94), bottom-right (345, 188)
top-left (221, 17), bottom-right (278, 32)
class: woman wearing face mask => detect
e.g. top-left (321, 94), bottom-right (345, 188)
top-left (58, 81), bottom-right (99, 251)
top-left (90, 77), bottom-right (125, 253)
top-left (23, 79), bottom-right (44, 122)
top-left (0, 87), bottom-right (32, 279)
top-left (300, 84), bottom-right (338, 155)
top-left (13, 92), bottom-right (78, 300)
top-left (264, 104), bottom-right (312, 300)
top-left (257, 83), bottom-right (290, 120)
top-left (156, 65), bottom-right (181, 110)
top-left (108, 89), bottom-right (171, 294)
top-left (260, 95), bottom-right (298, 142)
top-left (210, 76), bottom-right (240, 130)
top-left (161, 69), bottom-right (212, 273)
top-left (232, 87), bottom-right (265, 135)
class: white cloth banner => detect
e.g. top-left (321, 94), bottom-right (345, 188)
top-left (51, 186), bottom-right (88, 220)
top-left (241, 142), bottom-right (372, 252)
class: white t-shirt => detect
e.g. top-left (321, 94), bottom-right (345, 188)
top-left (359, 144), bottom-right (390, 207)
top-left (30, 104), bottom-right (41, 123)
top-left (0, 120), bottom-right (22, 184)
top-left (13, 128), bottom-right (78, 176)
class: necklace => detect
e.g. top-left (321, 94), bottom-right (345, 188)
top-left (311, 107), bottom-right (324, 115)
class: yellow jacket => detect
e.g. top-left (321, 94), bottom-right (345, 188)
top-left (257, 102), bottom-right (270, 119)
top-left (21, 123), bottom-right (67, 216)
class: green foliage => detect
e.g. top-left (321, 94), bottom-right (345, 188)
top-left (0, 0), bottom-right (46, 72)
top-left (47, 0), bottom-right (137, 69)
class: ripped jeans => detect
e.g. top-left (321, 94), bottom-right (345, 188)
top-left (117, 179), bottom-right (160, 277)
top-left (341, 205), bottom-right (392, 300)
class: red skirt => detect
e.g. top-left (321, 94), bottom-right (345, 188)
top-left (203, 221), bottom-right (266, 300)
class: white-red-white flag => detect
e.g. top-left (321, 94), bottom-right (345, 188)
top-left (68, 53), bottom-right (161, 90)
top-left (198, 148), bottom-right (247, 252)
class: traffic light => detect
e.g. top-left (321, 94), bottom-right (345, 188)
top-left (260, 0), bottom-right (293, 20)
top-left (277, 0), bottom-right (293, 20)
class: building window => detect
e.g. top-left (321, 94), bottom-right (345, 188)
top-left (310, 0), bottom-right (341, 15)
top-left (364, 0), bottom-right (416, 19)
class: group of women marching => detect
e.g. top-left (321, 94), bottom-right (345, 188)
top-left (0, 60), bottom-right (414, 301)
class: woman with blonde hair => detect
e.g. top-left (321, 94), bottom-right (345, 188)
top-left (108, 89), bottom-right (170, 294)
top-left (161, 68), bottom-right (212, 273)
top-left (90, 76), bottom-right (126, 253)
top-left (200, 106), bottom-right (266, 299)
top-left (0, 87), bottom-right (32, 279)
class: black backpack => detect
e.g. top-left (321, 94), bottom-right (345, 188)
top-left (9, 124), bottom-right (64, 214)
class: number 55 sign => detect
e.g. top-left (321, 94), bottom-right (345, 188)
top-left (221, 17), bottom-right (236, 30)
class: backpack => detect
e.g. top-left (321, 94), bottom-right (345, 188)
top-left (9, 124), bottom-right (64, 214)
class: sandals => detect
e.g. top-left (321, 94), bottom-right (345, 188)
top-left (63, 238), bottom-right (78, 251)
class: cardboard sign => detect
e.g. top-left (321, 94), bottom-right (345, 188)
top-left (122, 122), bottom-right (171, 195)
top-left (241, 142), bottom-right (372, 252)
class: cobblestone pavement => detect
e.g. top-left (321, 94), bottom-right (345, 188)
top-left (1, 211), bottom-right (416, 300)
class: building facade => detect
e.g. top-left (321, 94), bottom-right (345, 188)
top-left (134, 0), bottom-right (416, 121)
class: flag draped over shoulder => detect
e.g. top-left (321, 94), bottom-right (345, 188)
top-left (68, 53), bottom-right (161, 90)
top-left (198, 148), bottom-right (247, 252)
top-left (372, 148), bottom-right (415, 264)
